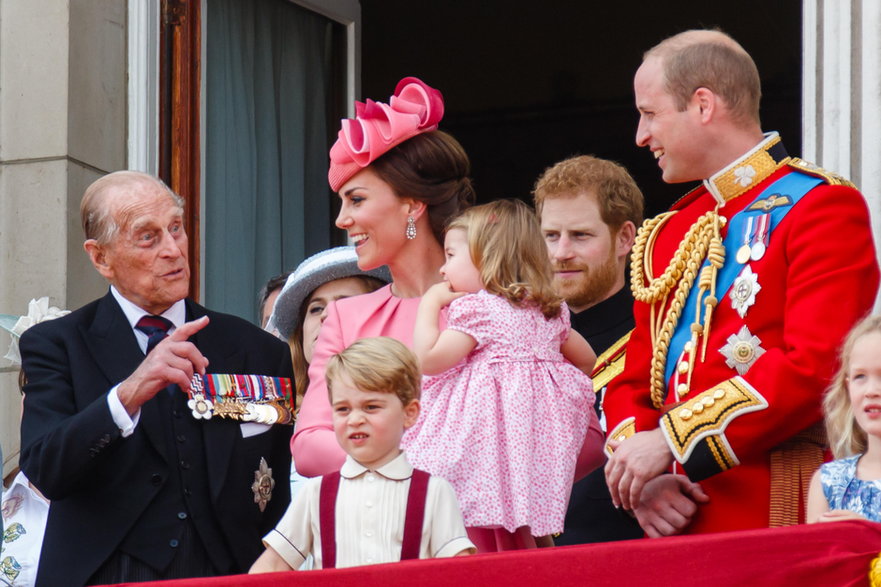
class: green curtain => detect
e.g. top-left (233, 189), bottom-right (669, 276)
top-left (205, 0), bottom-right (336, 323)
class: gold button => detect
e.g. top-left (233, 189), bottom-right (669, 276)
top-left (702, 397), bottom-right (715, 408)
top-left (692, 402), bottom-right (704, 414)
top-left (678, 361), bottom-right (689, 374)
top-left (684, 341), bottom-right (694, 353)
top-left (617, 435), bottom-right (626, 442)
top-left (679, 409), bottom-right (693, 421)
top-left (677, 383), bottom-right (689, 395)
top-left (713, 389), bottom-right (726, 399)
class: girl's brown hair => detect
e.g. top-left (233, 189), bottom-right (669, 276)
top-left (447, 199), bottom-right (562, 319)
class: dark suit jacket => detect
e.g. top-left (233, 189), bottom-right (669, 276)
top-left (19, 292), bottom-right (293, 586)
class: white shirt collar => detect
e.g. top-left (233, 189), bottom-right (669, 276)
top-left (339, 451), bottom-right (414, 481)
top-left (110, 285), bottom-right (186, 331)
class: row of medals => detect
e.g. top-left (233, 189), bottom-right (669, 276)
top-left (187, 375), bottom-right (293, 425)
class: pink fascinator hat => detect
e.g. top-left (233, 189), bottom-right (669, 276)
top-left (328, 77), bottom-right (445, 192)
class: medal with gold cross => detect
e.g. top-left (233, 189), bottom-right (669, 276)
top-left (730, 266), bottom-right (761, 318)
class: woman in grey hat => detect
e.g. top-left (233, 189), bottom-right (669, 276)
top-left (269, 247), bottom-right (388, 407)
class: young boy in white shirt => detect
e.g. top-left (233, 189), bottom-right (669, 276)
top-left (250, 337), bottom-right (475, 572)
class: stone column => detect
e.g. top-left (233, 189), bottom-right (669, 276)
top-left (803, 0), bottom-right (881, 308)
top-left (0, 0), bottom-right (126, 479)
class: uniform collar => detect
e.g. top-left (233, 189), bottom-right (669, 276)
top-left (339, 451), bottom-right (413, 481)
top-left (702, 132), bottom-right (790, 206)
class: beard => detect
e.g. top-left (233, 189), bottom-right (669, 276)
top-left (553, 248), bottom-right (620, 311)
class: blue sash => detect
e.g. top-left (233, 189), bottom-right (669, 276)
top-left (663, 171), bottom-right (824, 386)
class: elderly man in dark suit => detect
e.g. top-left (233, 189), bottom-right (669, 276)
top-left (19, 171), bottom-right (293, 585)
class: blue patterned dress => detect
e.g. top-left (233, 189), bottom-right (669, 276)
top-left (820, 455), bottom-right (881, 521)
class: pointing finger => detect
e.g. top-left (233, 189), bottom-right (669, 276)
top-left (168, 315), bottom-right (210, 341)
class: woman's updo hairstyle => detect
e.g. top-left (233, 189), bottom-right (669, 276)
top-left (370, 130), bottom-right (475, 244)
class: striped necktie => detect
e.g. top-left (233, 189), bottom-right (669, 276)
top-left (136, 315), bottom-right (174, 355)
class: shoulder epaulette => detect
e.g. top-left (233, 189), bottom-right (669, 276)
top-left (788, 157), bottom-right (856, 188)
top-left (591, 330), bottom-right (631, 391)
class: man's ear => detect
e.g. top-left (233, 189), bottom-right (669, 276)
top-left (402, 399), bottom-right (421, 429)
top-left (84, 239), bottom-right (114, 281)
top-left (693, 87), bottom-right (716, 124)
top-left (616, 221), bottom-right (637, 259)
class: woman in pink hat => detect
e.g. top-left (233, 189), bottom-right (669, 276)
top-left (292, 80), bottom-right (473, 467)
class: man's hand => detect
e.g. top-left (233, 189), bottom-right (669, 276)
top-left (633, 474), bottom-right (709, 537)
top-left (605, 428), bottom-right (674, 510)
top-left (117, 316), bottom-right (210, 415)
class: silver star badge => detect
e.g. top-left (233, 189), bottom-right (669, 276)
top-left (730, 266), bottom-right (761, 318)
top-left (720, 325), bottom-right (765, 375)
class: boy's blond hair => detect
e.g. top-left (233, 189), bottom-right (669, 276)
top-left (325, 337), bottom-right (421, 405)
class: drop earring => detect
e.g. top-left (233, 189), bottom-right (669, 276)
top-left (406, 216), bottom-right (417, 240)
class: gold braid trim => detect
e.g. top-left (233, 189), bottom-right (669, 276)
top-left (870, 553), bottom-right (881, 587)
top-left (631, 211), bottom-right (722, 409)
top-left (768, 422), bottom-right (825, 527)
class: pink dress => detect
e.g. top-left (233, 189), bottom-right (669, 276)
top-left (402, 290), bottom-right (595, 537)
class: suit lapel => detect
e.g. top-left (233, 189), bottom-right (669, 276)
top-left (81, 292), bottom-right (169, 463)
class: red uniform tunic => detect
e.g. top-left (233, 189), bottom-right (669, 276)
top-left (604, 135), bottom-right (879, 534)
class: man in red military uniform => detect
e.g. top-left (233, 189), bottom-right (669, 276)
top-left (604, 29), bottom-right (879, 536)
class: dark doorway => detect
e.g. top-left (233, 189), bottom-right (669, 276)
top-left (361, 1), bottom-right (802, 217)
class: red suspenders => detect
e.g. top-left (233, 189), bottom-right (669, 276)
top-left (319, 468), bottom-right (431, 569)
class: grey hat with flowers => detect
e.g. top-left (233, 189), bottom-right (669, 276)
top-left (269, 247), bottom-right (390, 341)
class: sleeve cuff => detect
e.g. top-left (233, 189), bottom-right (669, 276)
top-left (107, 384), bottom-right (140, 437)
top-left (605, 417), bottom-right (636, 457)
top-left (660, 377), bottom-right (768, 481)
top-left (263, 528), bottom-right (307, 569)
top-left (434, 536), bottom-right (476, 558)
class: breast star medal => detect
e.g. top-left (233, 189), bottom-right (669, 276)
top-left (251, 457), bottom-right (275, 512)
top-left (730, 266), bottom-right (762, 318)
top-left (719, 325), bottom-right (766, 376)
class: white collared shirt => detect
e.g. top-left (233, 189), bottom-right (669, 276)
top-left (1, 471), bottom-right (50, 587)
top-left (106, 287), bottom-right (187, 436)
top-left (264, 451), bottom-right (475, 569)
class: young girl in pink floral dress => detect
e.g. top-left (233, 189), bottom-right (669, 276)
top-left (403, 199), bottom-right (603, 552)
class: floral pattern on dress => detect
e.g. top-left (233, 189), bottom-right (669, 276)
top-left (820, 454), bottom-right (881, 522)
top-left (402, 290), bottom-right (594, 536)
